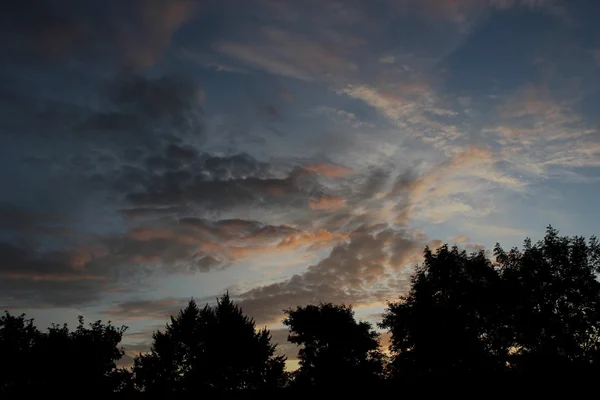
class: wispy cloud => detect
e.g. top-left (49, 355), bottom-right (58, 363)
top-left (215, 27), bottom-right (358, 83)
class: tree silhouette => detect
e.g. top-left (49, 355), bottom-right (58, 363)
top-left (0, 312), bottom-right (40, 396)
top-left (36, 316), bottom-right (127, 395)
top-left (381, 226), bottom-right (600, 384)
top-left (495, 226), bottom-right (600, 379)
top-left (0, 312), bottom-right (127, 398)
top-left (133, 293), bottom-right (286, 395)
top-left (380, 245), bottom-right (508, 381)
top-left (283, 303), bottom-right (385, 388)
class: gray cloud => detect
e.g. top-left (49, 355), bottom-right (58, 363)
top-left (0, 197), bottom-right (322, 307)
top-left (0, 0), bottom-right (200, 70)
top-left (238, 224), bottom-right (426, 325)
top-left (101, 297), bottom-right (190, 322)
top-left (0, 68), bottom-right (356, 305)
top-left (0, 241), bottom-right (116, 307)
top-left (0, 65), bottom-right (438, 310)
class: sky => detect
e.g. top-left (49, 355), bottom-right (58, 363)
top-left (1, 0), bottom-right (600, 368)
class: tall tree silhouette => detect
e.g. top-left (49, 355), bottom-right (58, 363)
top-left (283, 303), bottom-right (385, 388)
top-left (382, 226), bottom-right (600, 382)
top-left (133, 293), bottom-right (286, 395)
top-left (495, 226), bottom-right (600, 379)
top-left (380, 245), bottom-right (508, 381)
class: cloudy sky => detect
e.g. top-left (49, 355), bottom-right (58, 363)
top-left (2, 0), bottom-right (600, 368)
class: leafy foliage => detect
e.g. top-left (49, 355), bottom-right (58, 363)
top-left (133, 293), bottom-right (286, 395)
top-left (495, 227), bottom-right (600, 377)
top-left (283, 303), bottom-right (385, 387)
top-left (380, 245), bottom-right (506, 379)
top-left (0, 313), bottom-right (127, 398)
top-left (0, 312), bottom-right (40, 395)
top-left (381, 226), bottom-right (600, 382)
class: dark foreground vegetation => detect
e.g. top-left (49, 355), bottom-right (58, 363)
top-left (2, 226), bottom-right (600, 398)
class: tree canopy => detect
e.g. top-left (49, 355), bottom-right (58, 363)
top-left (380, 244), bottom-right (507, 379)
top-left (283, 302), bottom-right (385, 388)
top-left (132, 293), bottom-right (286, 395)
top-left (380, 226), bottom-right (600, 383)
top-left (0, 313), bottom-right (127, 398)
top-left (495, 227), bottom-right (600, 378)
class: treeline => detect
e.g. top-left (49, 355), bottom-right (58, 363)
top-left (2, 227), bottom-right (600, 398)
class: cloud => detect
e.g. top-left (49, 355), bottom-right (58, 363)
top-left (488, 83), bottom-right (600, 175)
top-left (315, 106), bottom-right (375, 129)
top-left (0, 240), bottom-right (115, 307)
top-left (366, 146), bottom-right (526, 224)
top-left (3, 70), bottom-right (408, 310)
top-left (447, 235), bottom-right (486, 253)
top-left (238, 224), bottom-right (428, 325)
top-left (399, 0), bottom-right (563, 23)
top-left (490, 0), bottom-right (560, 10)
top-left (309, 197), bottom-right (347, 210)
top-left (101, 297), bottom-right (189, 322)
top-left (214, 26), bottom-right (358, 83)
top-left (0, 0), bottom-right (199, 69)
top-left (498, 84), bottom-right (562, 118)
top-left (339, 83), bottom-right (458, 140)
top-left (449, 235), bottom-right (470, 245)
top-left (379, 55), bottom-right (396, 64)
top-left (104, 215), bottom-right (333, 275)
top-left (305, 162), bottom-right (354, 177)
top-left (118, 0), bottom-right (200, 70)
top-left (0, 66), bottom-right (528, 309)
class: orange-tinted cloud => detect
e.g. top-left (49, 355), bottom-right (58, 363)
top-left (225, 229), bottom-right (349, 262)
top-left (449, 235), bottom-right (470, 244)
top-left (276, 229), bottom-right (349, 250)
top-left (239, 225), bottom-right (425, 325)
top-left (129, 228), bottom-right (174, 241)
top-left (305, 163), bottom-right (353, 177)
top-left (68, 245), bottom-right (108, 270)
